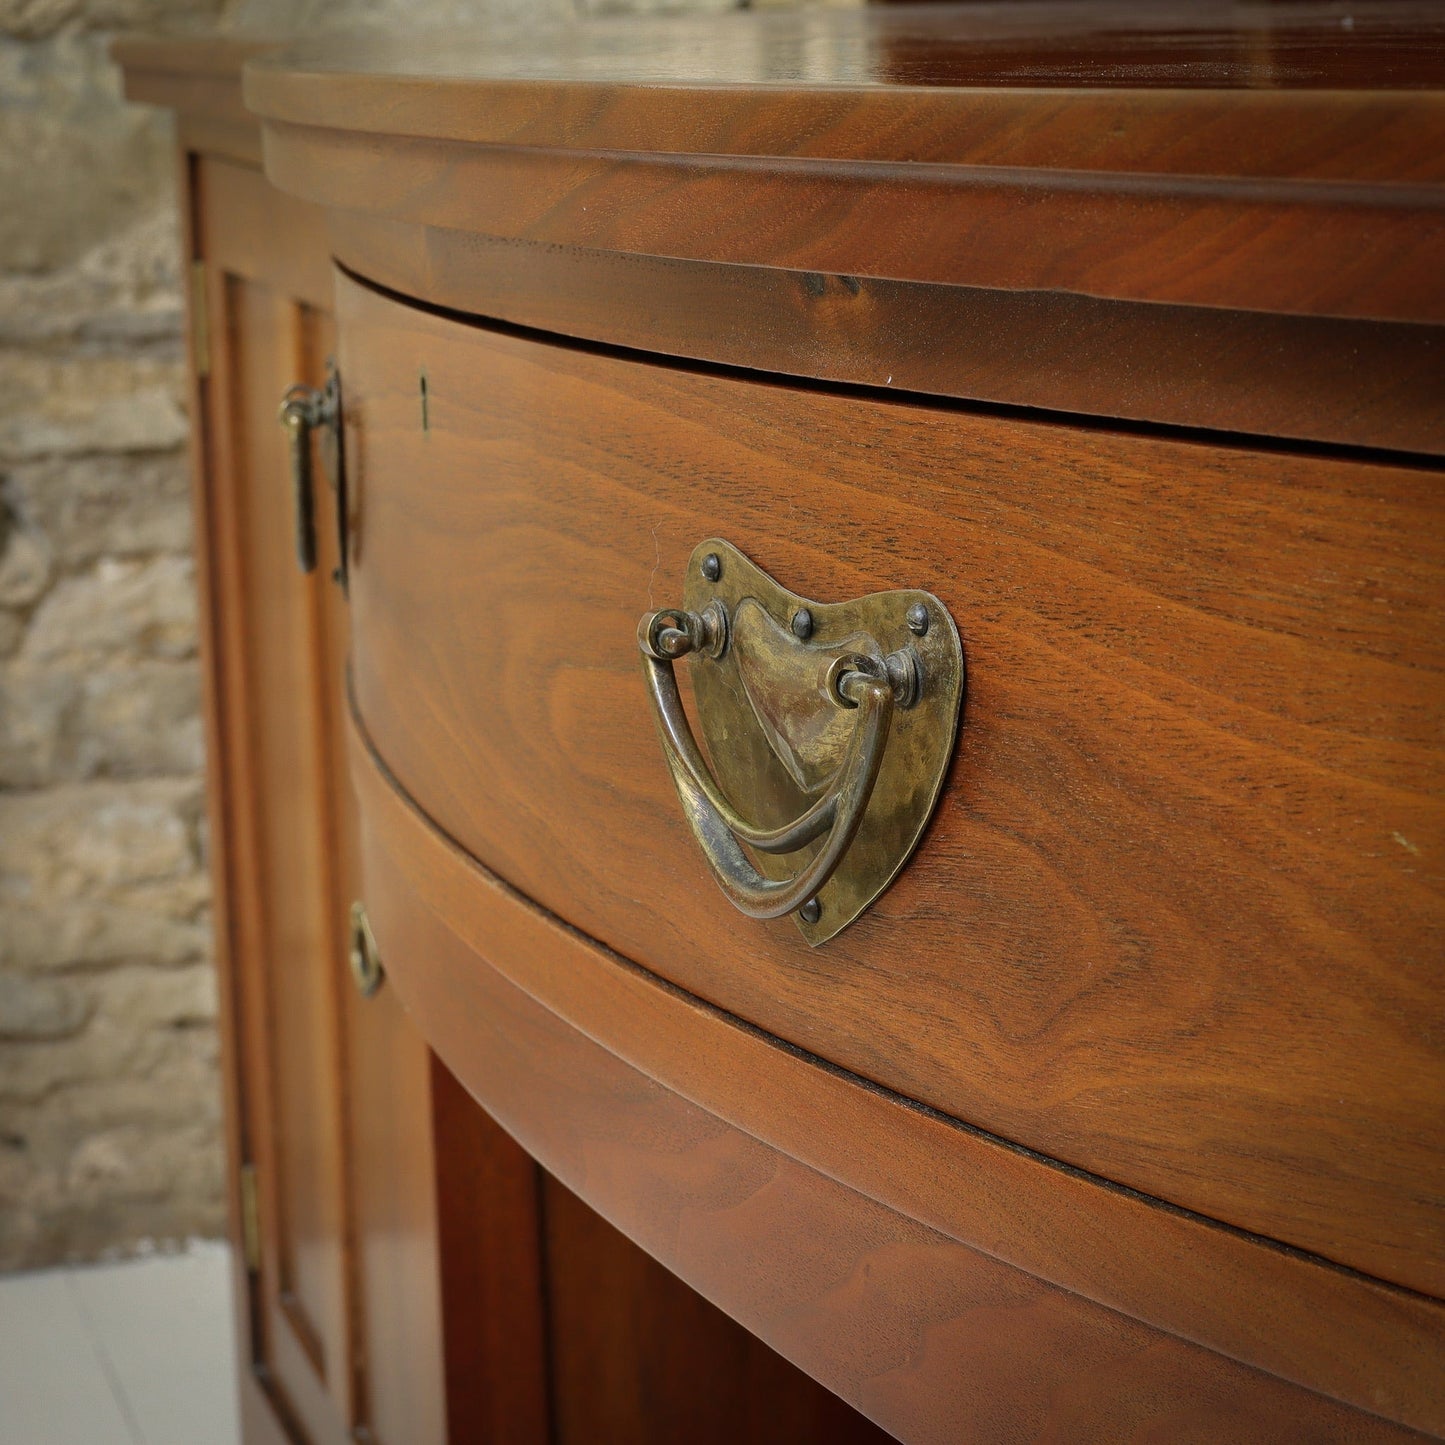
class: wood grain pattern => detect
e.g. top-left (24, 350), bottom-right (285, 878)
top-left (432, 1043), bottom-right (896, 1444)
top-left (207, 272), bottom-right (353, 1444)
top-left (429, 1055), bottom-right (551, 1445)
top-left (327, 216), bottom-right (1445, 457)
top-left (543, 1174), bottom-right (892, 1445)
top-left (349, 719), bottom-right (1438, 1442)
top-left (261, 121), bottom-right (1445, 325)
top-left (243, 8), bottom-right (1445, 155)
top-left (114, 35), bottom-right (261, 126)
top-left (314, 417), bottom-right (447, 1445)
top-left (244, 6), bottom-right (1445, 324)
top-left (336, 269), bottom-right (1445, 1302)
top-left (198, 156), bottom-right (332, 314)
top-left (175, 147), bottom-right (297, 1445)
top-left (349, 705), bottom-right (1445, 1438)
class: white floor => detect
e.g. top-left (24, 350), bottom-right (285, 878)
top-left (0, 1241), bottom-right (240, 1445)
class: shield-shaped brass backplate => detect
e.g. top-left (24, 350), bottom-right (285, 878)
top-left (682, 540), bottom-right (964, 944)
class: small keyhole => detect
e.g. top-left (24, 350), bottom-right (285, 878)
top-left (419, 369), bottom-right (429, 433)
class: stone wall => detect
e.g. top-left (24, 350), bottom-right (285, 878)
top-left (0, 0), bottom-right (842, 1270)
top-left (0, 0), bottom-right (221, 1269)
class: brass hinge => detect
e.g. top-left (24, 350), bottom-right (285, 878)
top-left (238, 1161), bottom-right (262, 1273)
top-left (189, 259), bottom-right (211, 380)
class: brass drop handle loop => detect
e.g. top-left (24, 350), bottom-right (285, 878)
top-left (277, 360), bottom-right (344, 585)
top-left (279, 385), bottom-right (321, 574)
top-left (639, 605), bottom-right (896, 920)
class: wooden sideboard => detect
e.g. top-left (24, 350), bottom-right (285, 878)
top-left (118, 6), bottom-right (1445, 1442)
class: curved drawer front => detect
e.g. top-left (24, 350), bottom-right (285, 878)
top-left (335, 270), bottom-right (1445, 1300)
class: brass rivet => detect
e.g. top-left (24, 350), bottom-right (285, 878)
top-left (791, 608), bottom-right (814, 640)
top-left (906, 602), bottom-right (930, 636)
top-left (701, 553), bottom-right (722, 582)
top-left (799, 898), bottom-right (822, 924)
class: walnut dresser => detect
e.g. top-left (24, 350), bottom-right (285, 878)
top-left (116, 6), bottom-right (1445, 1442)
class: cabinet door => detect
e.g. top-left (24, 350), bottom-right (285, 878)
top-left (188, 153), bottom-right (446, 1445)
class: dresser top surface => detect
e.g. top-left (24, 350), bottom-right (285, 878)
top-left (230, 1), bottom-right (1445, 190)
top-left (240, 2), bottom-right (1445, 93)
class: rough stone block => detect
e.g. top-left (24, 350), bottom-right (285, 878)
top-left (0, 970), bottom-right (215, 1105)
top-left (1, 893), bottom-right (211, 975)
top-left (0, 659), bottom-right (204, 786)
top-left (0, 497), bottom-right (51, 607)
top-left (4, 452), bottom-right (192, 566)
top-left (578, 0), bottom-right (734, 11)
top-left (0, 34), bottom-right (179, 272)
top-left (19, 554), bottom-right (196, 665)
top-left (0, 351), bottom-right (189, 460)
top-left (0, 973), bottom-right (91, 1041)
top-left (0, 212), bottom-right (183, 350)
top-left (0, 611), bottom-right (24, 657)
top-left (3, 450), bottom-right (192, 563)
top-left (0, 1056), bottom-right (223, 1269)
top-left (0, 0), bottom-right (222, 39)
top-left (89, 959), bottom-right (218, 1033)
top-left (223, 0), bottom-right (570, 31)
top-left (0, 776), bottom-right (203, 904)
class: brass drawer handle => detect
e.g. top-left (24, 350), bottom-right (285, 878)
top-left (638, 541), bottom-right (964, 944)
top-left (277, 359), bottom-right (346, 587)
